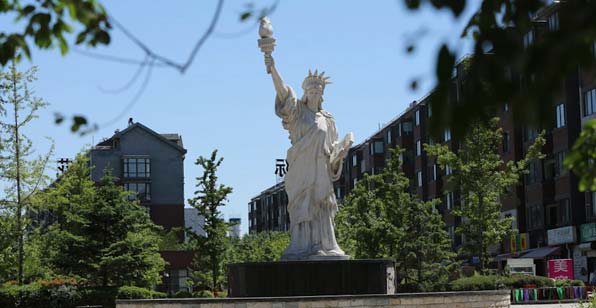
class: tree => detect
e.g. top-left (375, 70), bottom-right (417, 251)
top-left (425, 118), bottom-right (545, 273)
top-left (564, 119), bottom-right (596, 192)
top-left (41, 155), bottom-right (164, 287)
top-left (226, 231), bottom-right (290, 264)
top-left (0, 63), bottom-right (53, 284)
top-left (336, 148), bottom-right (455, 292)
top-left (187, 150), bottom-right (232, 293)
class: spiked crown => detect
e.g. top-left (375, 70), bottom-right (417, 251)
top-left (302, 69), bottom-right (332, 91)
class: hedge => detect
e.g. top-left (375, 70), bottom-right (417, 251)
top-left (449, 274), bottom-right (585, 291)
top-left (0, 284), bottom-right (165, 308)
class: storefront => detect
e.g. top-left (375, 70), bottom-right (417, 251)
top-left (575, 222), bottom-right (596, 283)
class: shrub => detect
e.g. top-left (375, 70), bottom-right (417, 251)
top-left (506, 274), bottom-right (554, 288)
top-left (117, 286), bottom-right (153, 299)
top-left (449, 275), bottom-right (508, 291)
top-left (0, 283), bottom-right (81, 308)
top-left (174, 290), bottom-right (192, 298)
top-left (193, 289), bottom-right (214, 298)
top-left (77, 287), bottom-right (118, 308)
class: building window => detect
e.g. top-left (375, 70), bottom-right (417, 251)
top-left (503, 132), bottom-right (510, 153)
top-left (504, 103), bottom-right (509, 112)
top-left (432, 164), bottom-right (438, 181)
top-left (415, 110), bottom-right (420, 126)
top-left (373, 141), bottom-right (384, 154)
top-left (524, 127), bottom-right (538, 141)
top-left (527, 204), bottom-right (543, 230)
top-left (353, 178), bottom-right (358, 188)
top-left (402, 121), bottom-right (413, 135)
top-left (445, 192), bottom-right (454, 210)
top-left (591, 191), bottom-right (596, 217)
top-left (360, 160), bottom-right (366, 173)
top-left (417, 171), bottom-right (423, 187)
top-left (352, 154), bottom-right (358, 167)
top-left (583, 89), bottom-right (596, 117)
top-left (416, 140), bottom-right (421, 156)
top-left (124, 157), bottom-right (150, 178)
top-left (523, 30), bottom-right (534, 48)
top-left (335, 187), bottom-right (342, 199)
top-left (555, 151), bottom-right (567, 177)
top-left (387, 129), bottom-right (392, 145)
top-left (560, 199), bottom-right (570, 224)
top-left (556, 103), bottom-right (566, 128)
top-left (447, 226), bottom-right (455, 242)
top-left (526, 160), bottom-right (540, 184)
top-left (547, 12), bottom-right (559, 31)
top-left (445, 164), bottom-right (452, 176)
top-left (444, 129), bottom-right (451, 142)
top-left (428, 104), bottom-right (432, 118)
top-left (124, 182), bottom-right (151, 201)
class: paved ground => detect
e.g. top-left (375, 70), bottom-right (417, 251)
top-left (512, 304), bottom-right (585, 308)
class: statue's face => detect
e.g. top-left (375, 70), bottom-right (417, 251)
top-left (305, 85), bottom-right (323, 111)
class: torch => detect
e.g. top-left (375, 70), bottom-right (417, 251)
top-left (258, 16), bottom-right (276, 74)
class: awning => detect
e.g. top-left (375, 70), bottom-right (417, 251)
top-left (494, 252), bottom-right (522, 261)
top-left (520, 246), bottom-right (561, 259)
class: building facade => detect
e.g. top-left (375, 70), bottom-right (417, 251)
top-left (90, 121), bottom-right (190, 293)
top-left (249, 2), bottom-right (596, 281)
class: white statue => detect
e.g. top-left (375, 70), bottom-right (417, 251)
top-left (259, 17), bottom-right (353, 260)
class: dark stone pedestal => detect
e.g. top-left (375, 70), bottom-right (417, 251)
top-left (227, 259), bottom-right (395, 297)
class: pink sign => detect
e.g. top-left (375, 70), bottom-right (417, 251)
top-left (548, 259), bottom-right (573, 280)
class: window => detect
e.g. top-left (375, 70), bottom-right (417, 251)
top-left (402, 121), bottom-right (413, 135)
top-left (547, 12), bottom-right (559, 31)
top-left (428, 104), bottom-right (432, 118)
top-left (444, 129), bottom-right (451, 142)
top-left (527, 204), bottom-right (543, 230)
top-left (353, 178), bottom-right (358, 188)
top-left (504, 103), bottom-right (509, 112)
top-left (352, 154), bottom-right (358, 167)
top-left (387, 129), bottom-right (392, 145)
top-left (445, 192), bottom-right (454, 210)
top-left (526, 160), bottom-right (540, 184)
top-left (525, 127), bottom-right (538, 141)
top-left (591, 191), bottom-right (596, 217)
top-left (583, 89), bottom-right (596, 117)
top-left (523, 30), bottom-right (534, 48)
top-left (445, 164), bottom-right (452, 176)
top-left (360, 160), bottom-right (365, 173)
top-left (503, 132), bottom-right (510, 153)
top-left (432, 164), bottom-right (438, 181)
top-left (556, 103), bottom-right (565, 128)
top-left (546, 204), bottom-right (558, 227)
top-left (560, 199), bottom-right (571, 224)
top-left (417, 171), bottom-right (423, 187)
top-left (125, 183), bottom-right (151, 201)
top-left (373, 141), bottom-right (384, 154)
top-left (335, 187), bottom-right (342, 199)
top-left (447, 226), bottom-right (455, 242)
top-left (123, 157), bottom-right (150, 178)
top-left (416, 139), bottom-right (422, 156)
top-left (555, 151), bottom-right (567, 177)
top-left (397, 123), bottom-right (402, 136)
top-left (415, 110), bottom-right (420, 126)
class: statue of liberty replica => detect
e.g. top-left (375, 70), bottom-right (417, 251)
top-left (258, 17), bottom-right (354, 261)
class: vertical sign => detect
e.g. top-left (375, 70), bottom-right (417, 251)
top-left (548, 259), bottom-right (573, 280)
top-left (275, 159), bottom-right (289, 183)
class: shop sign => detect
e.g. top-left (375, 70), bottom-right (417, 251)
top-left (510, 233), bottom-right (529, 252)
top-left (547, 226), bottom-right (577, 246)
top-left (580, 223), bottom-right (596, 243)
top-left (548, 259), bottom-right (573, 279)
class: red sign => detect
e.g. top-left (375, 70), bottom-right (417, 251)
top-left (548, 259), bottom-right (573, 280)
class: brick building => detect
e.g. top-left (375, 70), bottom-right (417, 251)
top-left (249, 2), bottom-right (596, 280)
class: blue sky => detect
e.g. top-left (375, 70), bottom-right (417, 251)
top-left (5, 0), bottom-right (478, 235)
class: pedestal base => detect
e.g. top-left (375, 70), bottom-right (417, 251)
top-left (227, 259), bottom-right (395, 297)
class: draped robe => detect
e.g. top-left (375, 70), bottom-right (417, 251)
top-left (275, 85), bottom-right (347, 260)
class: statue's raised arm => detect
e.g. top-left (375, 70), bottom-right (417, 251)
top-left (258, 17), bottom-right (288, 100)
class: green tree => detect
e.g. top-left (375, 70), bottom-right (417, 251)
top-left (0, 63), bottom-right (53, 284)
top-left (564, 119), bottom-right (596, 192)
top-left (425, 118), bottom-right (545, 273)
top-left (187, 150), bottom-right (232, 293)
top-left (226, 231), bottom-right (290, 263)
top-left (336, 148), bottom-right (455, 291)
top-left (41, 155), bottom-right (164, 287)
